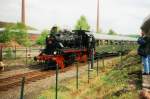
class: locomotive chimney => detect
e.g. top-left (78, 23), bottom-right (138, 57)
top-left (96, 0), bottom-right (100, 33)
top-left (21, 0), bottom-right (25, 24)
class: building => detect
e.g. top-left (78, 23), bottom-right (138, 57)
top-left (28, 30), bottom-right (41, 41)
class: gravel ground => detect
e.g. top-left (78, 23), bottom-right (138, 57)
top-left (0, 68), bottom-right (40, 79)
top-left (0, 64), bottom-right (44, 79)
top-left (0, 57), bottom-right (119, 99)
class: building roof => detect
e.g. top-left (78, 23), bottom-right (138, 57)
top-left (0, 21), bottom-right (37, 30)
top-left (0, 21), bottom-right (14, 28)
top-left (27, 30), bottom-right (41, 34)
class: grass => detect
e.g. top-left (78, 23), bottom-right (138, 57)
top-left (96, 44), bottom-right (137, 53)
top-left (38, 51), bottom-right (142, 99)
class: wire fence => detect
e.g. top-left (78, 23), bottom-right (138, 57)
top-left (0, 46), bottom-right (43, 67)
top-left (0, 42), bottom-right (139, 99)
top-left (20, 49), bottom-right (139, 99)
top-left (0, 42), bottom-right (137, 68)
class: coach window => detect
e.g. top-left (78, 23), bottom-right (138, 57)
top-left (99, 40), bottom-right (101, 45)
top-left (101, 40), bottom-right (103, 45)
top-left (115, 41), bottom-right (118, 45)
top-left (105, 40), bottom-right (108, 45)
top-left (108, 40), bottom-right (110, 45)
top-left (110, 40), bottom-right (113, 45)
top-left (96, 40), bottom-right (99, 46)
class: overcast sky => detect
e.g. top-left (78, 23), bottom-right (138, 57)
top-left (0, 0), bottom-right (149, 34)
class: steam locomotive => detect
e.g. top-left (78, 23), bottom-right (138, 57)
top-left (35, 27), bottom-right (96, 69)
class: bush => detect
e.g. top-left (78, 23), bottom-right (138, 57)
top-left (0, 23), bottom-right (31, 47)
top-left (36, 30), bottom-right (49, 45)
top-left (3, 48), bottom-right (15, 59)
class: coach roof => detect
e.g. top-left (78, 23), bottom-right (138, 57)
top-left (91, 33), bottom-right (137, 41)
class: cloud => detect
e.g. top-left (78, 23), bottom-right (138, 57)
top-left (0, 0), bottom-right (21, 22)
top-left (101, 0), bottom-right (150, 34)
top-left (0, 0), bottom-right (149, 35)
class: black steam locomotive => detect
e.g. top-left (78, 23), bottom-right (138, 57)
top-left (35, 27), bottom-right (95, 69)
top-left (44, 29), bottom-right (95, 54)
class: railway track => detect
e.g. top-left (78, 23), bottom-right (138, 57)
top-left (0, 65), bottom-right (77, 92)
top-left (0, 52), bottom-right (130, 92)
top-left (0, 70), bottom-right (54, 91)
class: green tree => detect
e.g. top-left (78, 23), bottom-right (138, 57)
top-left (0, 23), bottom-right (30, 46)
top-left (75, 15), bottom-right (90, 30)
top-left (107, 29), bottom-right (117, 35)
top-left (36, 30), bottom-right (49, 45)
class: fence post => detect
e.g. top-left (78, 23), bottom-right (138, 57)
top-left (55, 63), bottom-right (59, 99)
top-left (14, 46), bottom-right (16, 66)
top-left (29, 47), bottom-right (31, 65)
top-left (91, 48), bottom-right (94, 69)
top-left (20, 77), bottom-right (25, 99)
top-left (88, 59), bottom-right (90, 83)
top-left (111, 60), bottom-right (113, 66)
top-left (96, 58), bottom-right (99, 76)
top-left (15, 46), bottom-right (16, 60)
top-left (25, 47), bottom-right (27, 66)
top-left (120, 52), bottom-right (122, 66)
top-left (0, 46), bottom-right (2, 61)
top-left (120, 43), bottom-right (123, 66)
top-left (102, 57), bottom-right (105, 68)
top-left (76, 61), bottom-right (79, 89)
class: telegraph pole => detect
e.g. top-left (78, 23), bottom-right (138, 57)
top-left (21, 0), bottom-right (25, 24)
top-left (96, 0), bottom-right (100, 33)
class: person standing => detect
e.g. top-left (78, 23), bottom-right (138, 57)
top-left (138, 15), bottom-right (150, 75)
top-left (144, 36), bottom-right (150, 75)
top-left (138, 34), bottom-right (148, 75)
